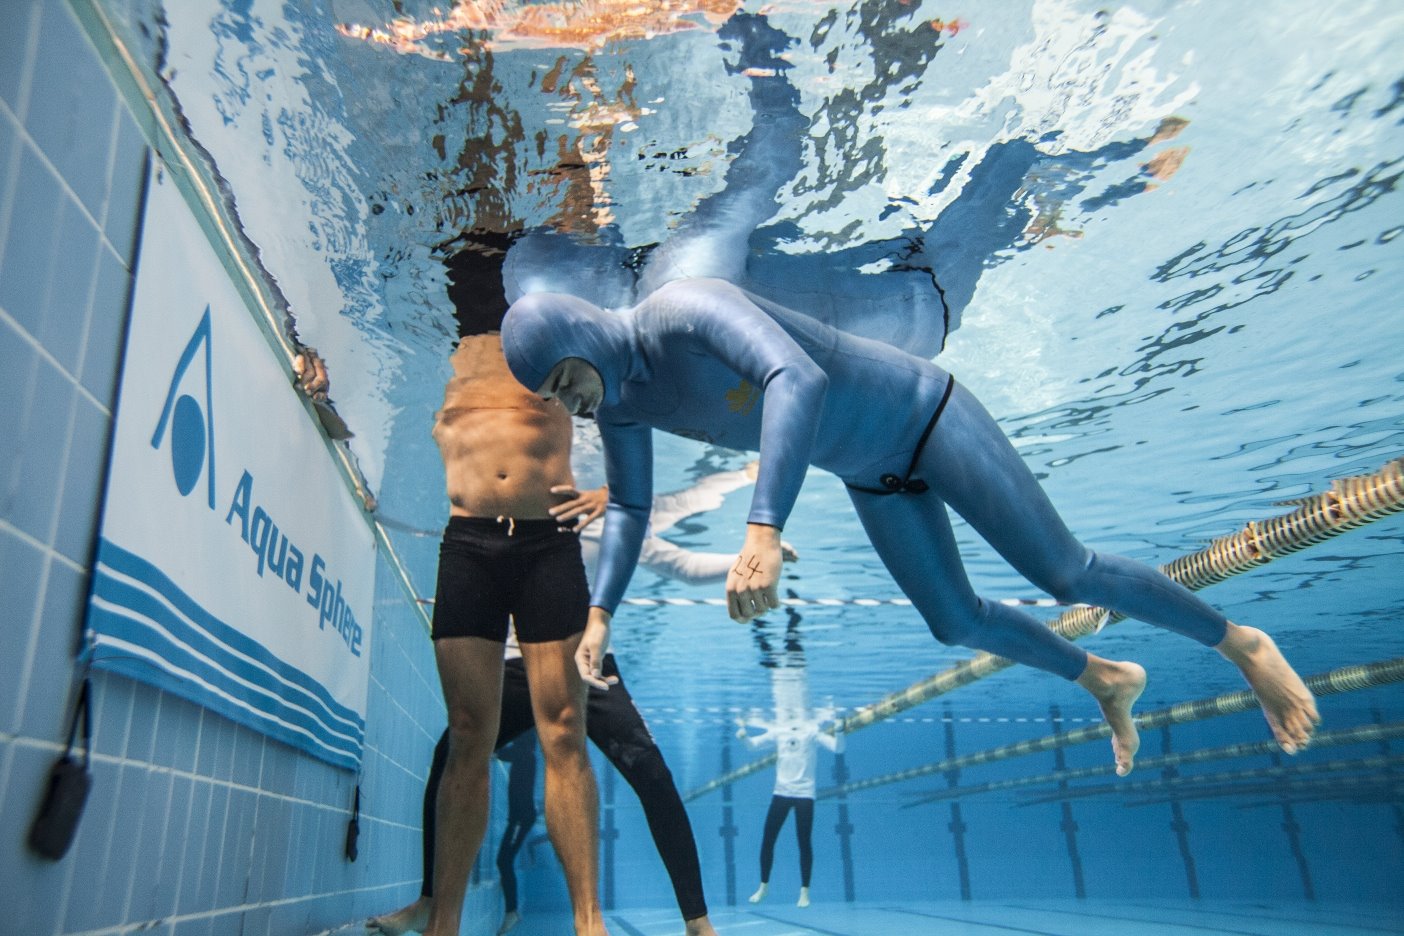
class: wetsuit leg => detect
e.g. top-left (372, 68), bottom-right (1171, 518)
top-left (758, 795), bottom-right (794, 884)
top-left (587, 656), bottom-right (708, 921)
top-left (849, 485), bottom-right (1090, 680)
top-left (794, 798), bottom-right (815, 888)
top-left (495, 734), bottom-right (539, 915)
top-left (421, 728), bottom-right (450, 898)
top-left (918, 381), bottom-right (1228, 647)
top-left (496, 819), bottom-right (533, 914)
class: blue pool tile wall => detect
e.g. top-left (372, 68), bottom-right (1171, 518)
top-left (0, 4), bottom-right (494, 934)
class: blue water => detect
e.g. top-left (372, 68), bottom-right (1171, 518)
top-left (94, 0), bottom-right (1403, 927)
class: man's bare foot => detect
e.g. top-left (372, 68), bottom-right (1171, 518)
top-left (797, 886), bottom-right (811, 908)
top-left (1076, 656), bottom-right (1147, 776)
top-left (748, 882), bottom-right (768, 904)
top-left (684, 914), bottom-right (719, 936)
top-left (367, 896), bottom-right (431, 935)
top-left (1216, 623), bottom-right (1320, 753)
top-left (497, 910), bottom-right (521, 934)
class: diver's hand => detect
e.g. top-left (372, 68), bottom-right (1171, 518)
top-left (727, 524), bottom-right (783, 623)
top-left (576, 608), bottom-right (618, 689)
top-left (292, 347), bottom-right (329, 401)
top-left (550, 484), bottom-right (608, 529)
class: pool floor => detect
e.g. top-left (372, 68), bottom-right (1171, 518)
top-left (334, 897), bottom-right (1401, 935)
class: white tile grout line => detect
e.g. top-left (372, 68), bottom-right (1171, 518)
top-left (0, 97), bottom-right (137, 271)
top-left (60, 879), bottom-right (424, 936)
top-left (0, 2), bottom-right (42, 279)
top-left (70, 116), bottom-right (115, 410)
top-left (0, 345), bottom-right (99, 786)
top-left (0, 517), bottom-right (86, 573)
top-left (0, 733), bottom-right (380, 817)
top-left (0, 305), bottom-right (113, 417)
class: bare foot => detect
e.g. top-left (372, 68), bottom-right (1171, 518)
top-left (1216, 623), bottom-right (1320, 753)
top-left (748, 882), bottom-right (768, 904)
top-left (367, 896), bottom-right (431, 935)
top-left (1077, 656), bottom-right (1147, 776)
top-left (797, 886), bottom-right (811, 908)
top-left (684, 915), bottom-right (719, 936)
top-left (497, 910), bottom-right (521, 935)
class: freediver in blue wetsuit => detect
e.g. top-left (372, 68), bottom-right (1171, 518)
top-left (500, 277), bottom-right (1323, 774)
top-left (493, 15), bottom-right (1319, 777)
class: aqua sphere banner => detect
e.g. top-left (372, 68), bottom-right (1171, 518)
top-left (85, 166), bottom-right (374, 769)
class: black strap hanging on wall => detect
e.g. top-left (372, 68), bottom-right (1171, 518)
top-left (344, 781), bottom-right (361, 862)
top-left (28, 677), bottom-right (94, 860)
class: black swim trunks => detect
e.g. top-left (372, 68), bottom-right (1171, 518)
top-left (432, 516), bottom-right (589, 643)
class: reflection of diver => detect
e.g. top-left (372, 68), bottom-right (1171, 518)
top-left (735, 667), bottom-right (843, 909)
top-left (499, 11), bottom-right (955, 360)
top-left (494, 733), bottom-right (538, 934)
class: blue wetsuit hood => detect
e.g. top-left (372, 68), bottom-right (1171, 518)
top-left (501, 293), bottom-right (636, 406)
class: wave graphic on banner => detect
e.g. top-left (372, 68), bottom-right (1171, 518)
top-left (87, 538), bottom-right (366, 768)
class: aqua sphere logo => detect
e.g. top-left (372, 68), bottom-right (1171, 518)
top-left (150, 306), bottom-right (216, 508)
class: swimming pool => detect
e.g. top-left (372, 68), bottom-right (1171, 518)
top-left (32, 0), bottom-right (1404, 932)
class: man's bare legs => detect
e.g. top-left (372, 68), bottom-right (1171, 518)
top-left (1215, 622), bottom-right (1320, 753)
top-left (365, 896), bottom-right (429, 936)
top-left (519, 635), bottom-right (610, 936)
top-left (424, 637), bottom-right (505, 936)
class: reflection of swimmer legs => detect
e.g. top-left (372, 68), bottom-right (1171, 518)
top-left (636, 13), bottom-right (802, 297)
top-left (750, 795), bottom-right (814, 907)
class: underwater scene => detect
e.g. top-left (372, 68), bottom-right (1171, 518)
top-left (15, 0), bottom-right (1404, 933)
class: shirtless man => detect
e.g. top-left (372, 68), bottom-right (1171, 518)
top-left (424, 330), bottom-right (609, 936)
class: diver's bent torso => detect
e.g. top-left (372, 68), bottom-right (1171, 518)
top-left (608, 282), bottom-right (951, 484)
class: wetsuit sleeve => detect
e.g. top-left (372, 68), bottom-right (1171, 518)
top-left (591, 417), bottom-right (654, 614)
top-left (688, 293), bottom-right (828, 529)
top-left (743, 724), bottom-right (779, 750)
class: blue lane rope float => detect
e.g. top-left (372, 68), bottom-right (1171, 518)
top-left (684, 458), bottom-right (1404, 801)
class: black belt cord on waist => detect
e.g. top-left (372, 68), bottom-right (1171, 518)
top-left (845, 375), bottom-right (955, 496)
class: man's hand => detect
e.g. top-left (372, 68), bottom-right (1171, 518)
top-left (550, 484), bottom-right (608, 530)
top-left (292, 347), bottom-right (329, 401)
top-left (576, 607), bottom-right (618, 689)
top-left (727, 523), bottom-right (783, 623)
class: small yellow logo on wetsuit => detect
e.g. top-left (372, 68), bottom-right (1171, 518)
top-left (726, 378), bottom-right (760, 416)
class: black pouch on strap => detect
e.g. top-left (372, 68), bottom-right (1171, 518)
top-left (28, 678), bottom-right (93, 860)
top-left (344, 782), bottom-right (361, 862)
